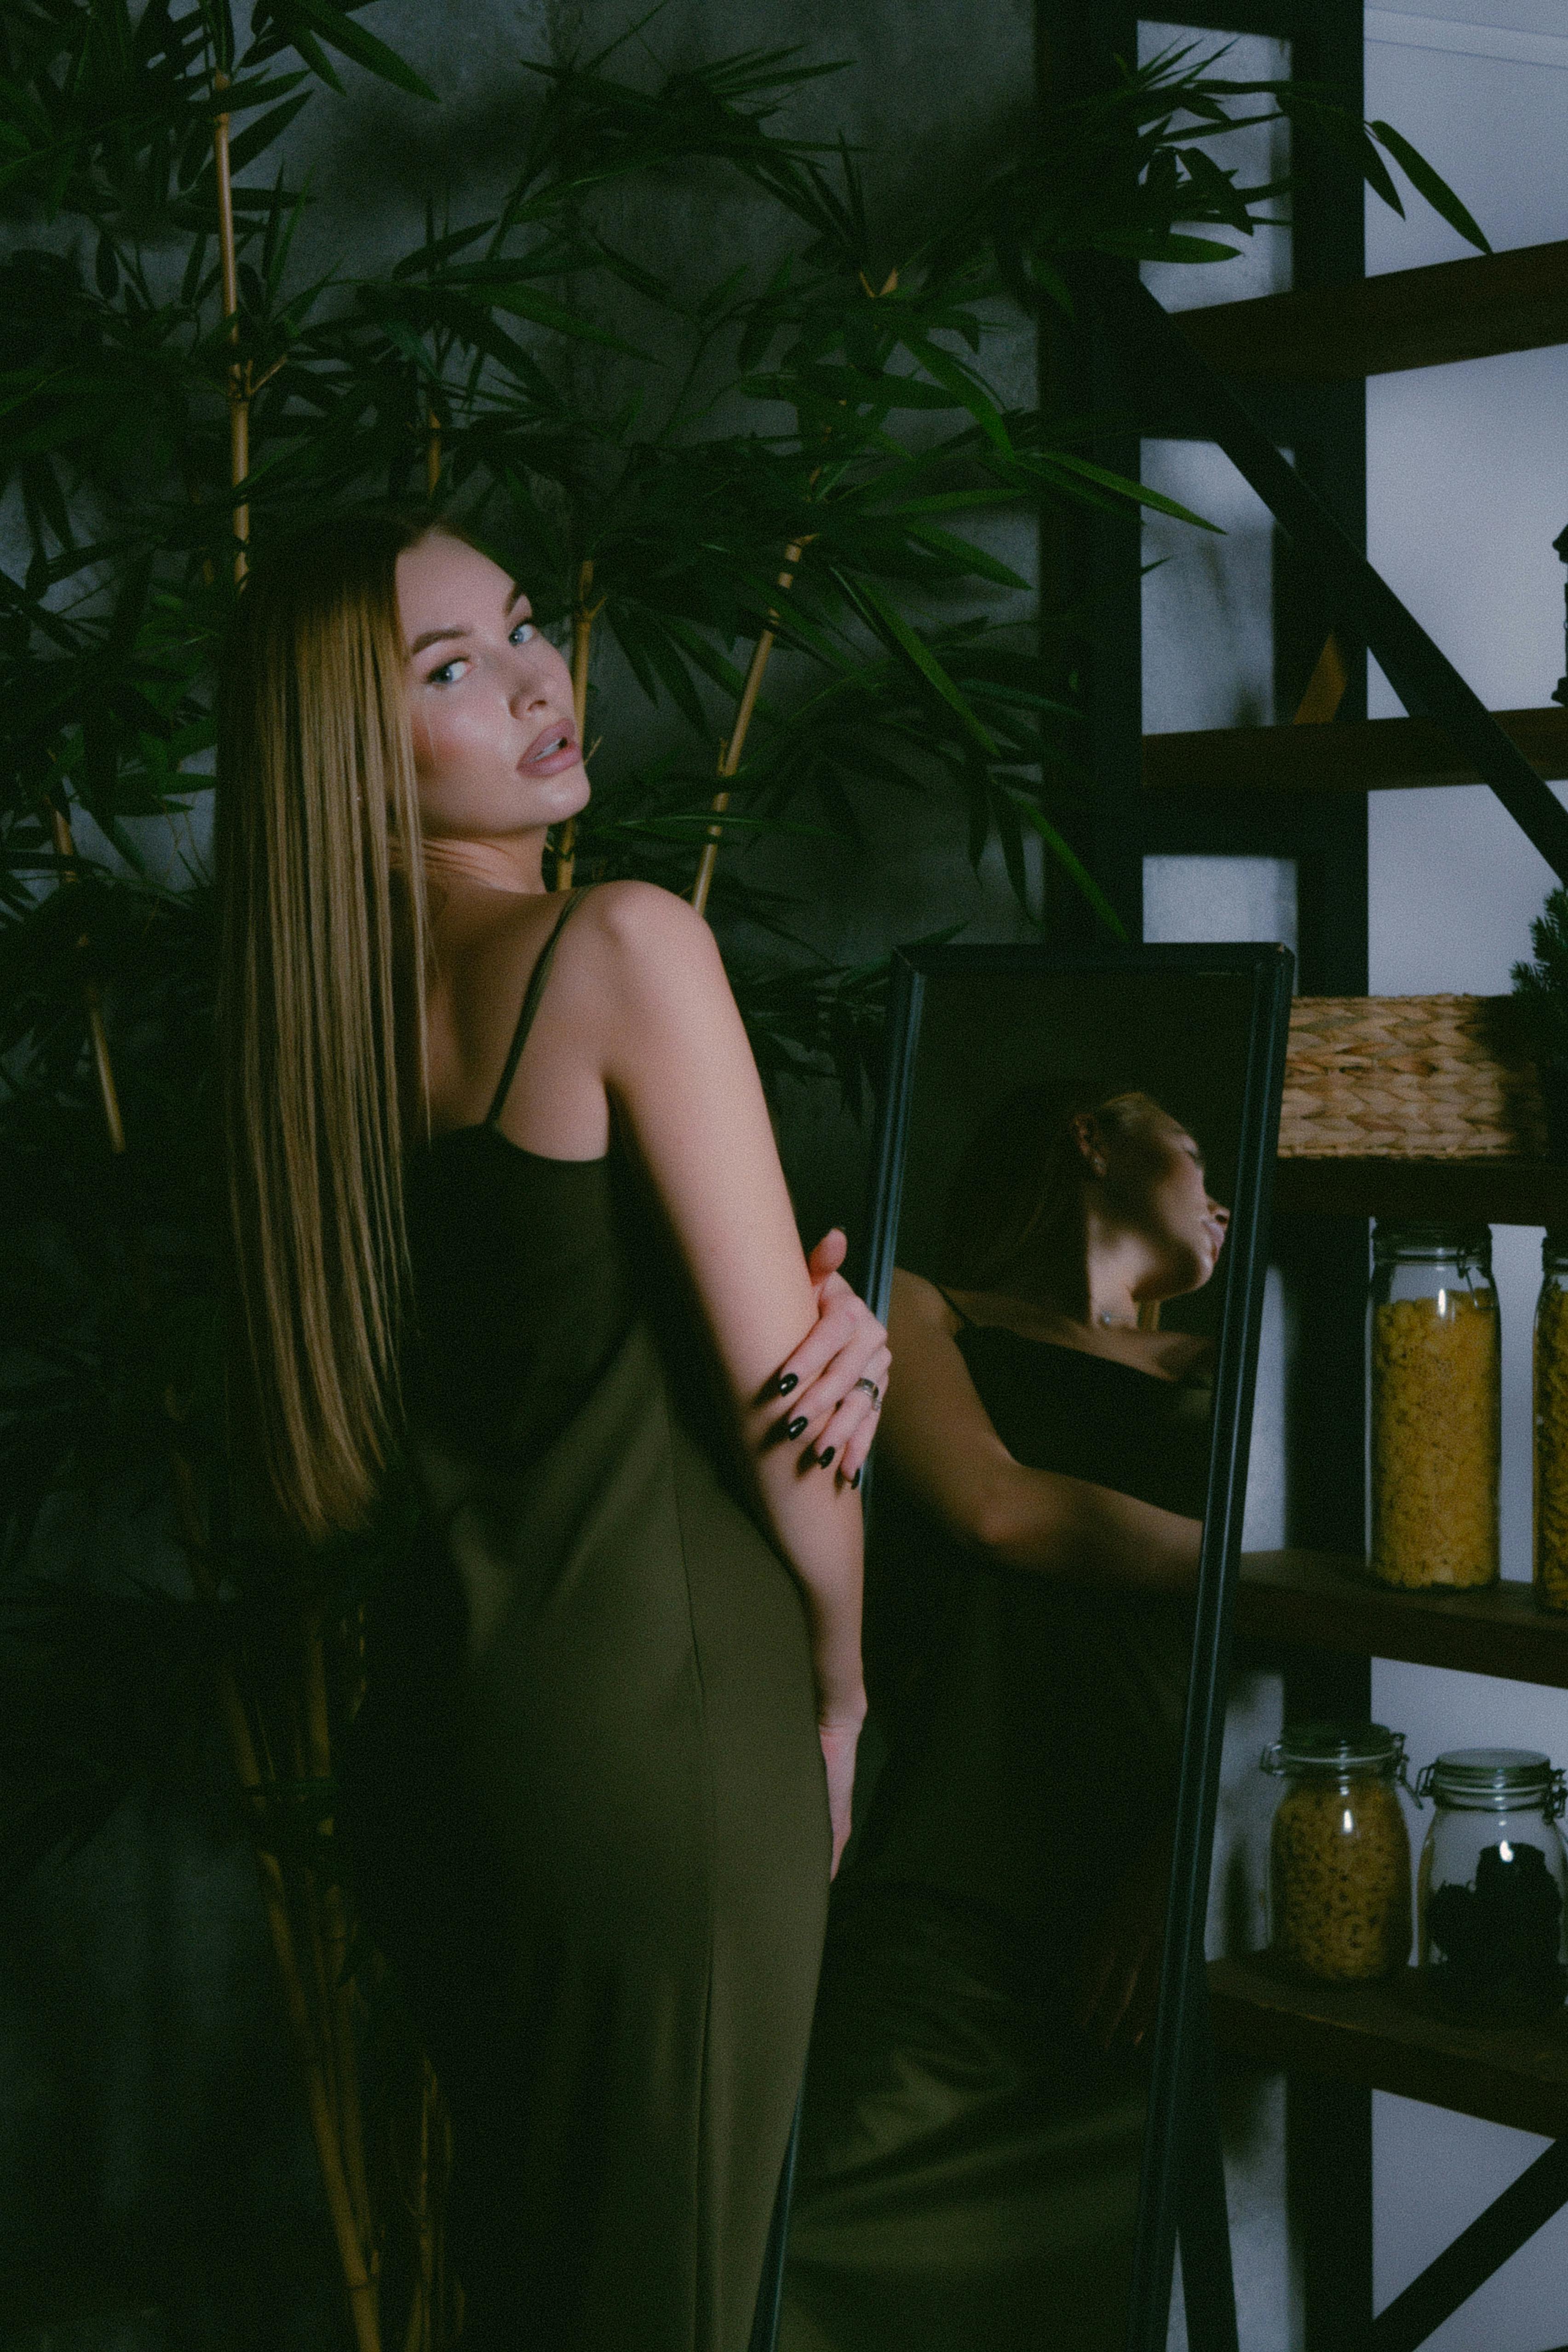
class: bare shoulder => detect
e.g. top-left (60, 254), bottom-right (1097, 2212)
top-left (889, 1268), bottom-right (957, 1336)
top-left (578, 877), bottom-right (719, 964)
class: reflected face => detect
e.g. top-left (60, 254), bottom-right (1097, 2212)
top-left (1103, 1115), bottom-right (1229, 1298)
top-left (395, 533), bottom-right (590, 844)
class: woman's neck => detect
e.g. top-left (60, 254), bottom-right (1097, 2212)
top-left (420, 833), bottom-right (550, 896)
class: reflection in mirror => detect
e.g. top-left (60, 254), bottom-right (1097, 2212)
top-left (779, 951), bottom-right (1287, 2352)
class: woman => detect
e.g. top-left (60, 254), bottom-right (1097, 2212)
top-left (215, 514), bottom-right (888, 2352)
top-left (780, 1084), bottom-right (1228, 2352)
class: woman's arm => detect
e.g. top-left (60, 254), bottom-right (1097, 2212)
top-left (883, 1271), bottom-right (1201, 1593)
top-left (586, 885), bottom-right (866, 1860)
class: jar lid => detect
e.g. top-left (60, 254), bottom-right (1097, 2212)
top-left (1261, 1721), bottom-right (1407, 1776)
top-left (1372, 1221), bottom-right (1491, 1261)
top-left (1417, 1747), bottom-right (1566, 1815)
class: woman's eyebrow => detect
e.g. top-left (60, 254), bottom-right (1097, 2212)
top-left (410, 588), bottom-right (528, 657)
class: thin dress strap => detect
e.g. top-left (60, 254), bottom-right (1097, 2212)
top-left (933, 1285), bottom-right (976, 1328)
top-left (483, 886), bottom-right (594, 1129)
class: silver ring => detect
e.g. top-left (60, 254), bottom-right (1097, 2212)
top-left (854, 1378), bottom-right (882, 1407)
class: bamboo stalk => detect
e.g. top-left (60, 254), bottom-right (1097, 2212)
top-left (50, 807), bottom-right (127, 1152)
top-left (403, 2064), bottom-right (437, 2352)
top-left (306, 1619), bottom-right (377, 2265)
top-left (554, 558), bottom-right (599, 891)
top-left (690, 267), bottom-right (894, 917)
top-left (171, 1462), bottom-right (383, 2352)
top-left (211, 73), bottom-right (249, 579)
top-left (689, 543), bottom-right (802, 920)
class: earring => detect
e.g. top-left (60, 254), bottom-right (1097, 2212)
top-left (1092, 1155), bottom-right (1107, 1176)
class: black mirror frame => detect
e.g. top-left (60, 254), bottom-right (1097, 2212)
top-left (860, 939), bottom-right (1295, 2352)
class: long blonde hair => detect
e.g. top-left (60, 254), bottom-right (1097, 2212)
top-left (216, 512), bottom-right (439, 1541)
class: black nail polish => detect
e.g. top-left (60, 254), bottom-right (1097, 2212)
top-left (818, 1446), bottom-right (835, 1469)
top-left (786, 1416), bottom-right (808, 1440)
top-left (850, 1468), bottom-right (862, 1490)
top-left (775, 1371), bottom-right (798, 1396)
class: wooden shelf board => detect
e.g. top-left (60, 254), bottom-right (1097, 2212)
top-left (1176, 237), bottom-right (1568, 381)
top-left (1272, 1156), bottom-right (1568, 1224)
top-left (1237, 1551), bottom-right (1568, 1689)
top-left (1143, 706), bottom-right (1568, 797)
top-left (1208, 1954), bottom-right (1568, 2137)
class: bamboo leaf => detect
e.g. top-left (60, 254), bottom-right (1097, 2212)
top-left (902, 524), bottom-right (1029, 589)
top-left (1020, 450), bottom-right (1222, 531)
top-left (1003, 788), bottom-right (1127, 940)
top-left (225, 92), bottom-right (312, 175)
top-left (391, 218), bottom-right (498, 280)
top-left (845, 577), bottom-right (997, 755)
top-left (254, 0), bottom-right (439, 102)
top-left (1369, 120), bottom-right (1491, 255)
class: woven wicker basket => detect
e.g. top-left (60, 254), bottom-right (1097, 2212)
top-left (1280, 995), bottom-right (1548, 1159)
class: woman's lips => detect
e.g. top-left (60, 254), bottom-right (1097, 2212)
top-left (520, 722), bottom-right (581, 776)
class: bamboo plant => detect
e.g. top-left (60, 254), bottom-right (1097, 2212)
top-left (0, 6), bottom-right (1486, 2344)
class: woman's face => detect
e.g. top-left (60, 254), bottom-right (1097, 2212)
top-left (396, 533), bottom-right (589, 845)
top-left (1100, 1114), bottom-right (1229, 1298)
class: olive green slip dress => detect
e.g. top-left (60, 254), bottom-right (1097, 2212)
top-left (344, 887), bottom-right (831, 2352)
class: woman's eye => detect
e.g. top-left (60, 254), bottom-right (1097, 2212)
top-left (427, 657), bottom-right (470, 687)
top-left (509, 619), bottom-right (536, 646)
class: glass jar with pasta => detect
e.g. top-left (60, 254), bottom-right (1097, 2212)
top-left (1534, 1232), bottom-right (1568, 1612)
top-left (1368, 1222), bottom-right (1499, 1589)
top-left (1263, 1722), bottom-right (1413, 1981)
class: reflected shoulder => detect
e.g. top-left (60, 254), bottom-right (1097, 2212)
top-left (889, 1268), bottom-right (956, 1335)
top-left (1157, 1331), bottom-right (1214, 1380)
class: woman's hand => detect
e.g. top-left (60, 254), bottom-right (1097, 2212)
top-left (818, 1705), bottom-right (866, 1878)
top-left (759, 1230), bottom-right (890, 1487)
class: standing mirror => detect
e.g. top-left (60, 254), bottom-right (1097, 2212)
top-left (778, 943), bottom-right (1292, 2352)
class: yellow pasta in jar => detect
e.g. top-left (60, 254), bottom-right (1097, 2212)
top-left (1534, 1275), bottom-right (1568, 1611)
top-left (1371, 1290), bottom-right (1499, 1589)
top-left (1271, 1776), bottom-right (1411, 1981)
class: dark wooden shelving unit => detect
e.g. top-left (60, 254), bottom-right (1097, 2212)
top-left (1056, 8), bottom-right (1568, 2340)
top-left (1176, 235), bottom-right (1568, 381)
top-left (1237, 1551), bottom-right (1568, 1689)
top-left (1209, 1956), bottom-right (1568, 2140)
top-left (1143, 704), bottom-right (1568, 798)
top-left (1272, 1155), bottom-right (1568, 1224)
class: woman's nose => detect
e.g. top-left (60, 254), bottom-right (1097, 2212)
top-left (1211, 1199), bottom-right (1230, 1227)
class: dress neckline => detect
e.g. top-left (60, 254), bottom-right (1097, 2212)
top-left (424, 1122), bottom-right (611, 1171)
top-left (953, 1318), bottom-right (1211, 1393)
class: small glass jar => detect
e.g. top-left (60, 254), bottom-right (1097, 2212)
top-left (1262, 1722), bottom-right (1413, 1981)
top-left (1416, 1749), bottom-right (1568, 2020)
top-left (1368, 1222), bottom-right (1500, 1589)
top-left (1535, 1233), bottom-right (1568, 1612)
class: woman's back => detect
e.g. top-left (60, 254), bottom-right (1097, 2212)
top-left (348, 889), bottom-right (831, 2352)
